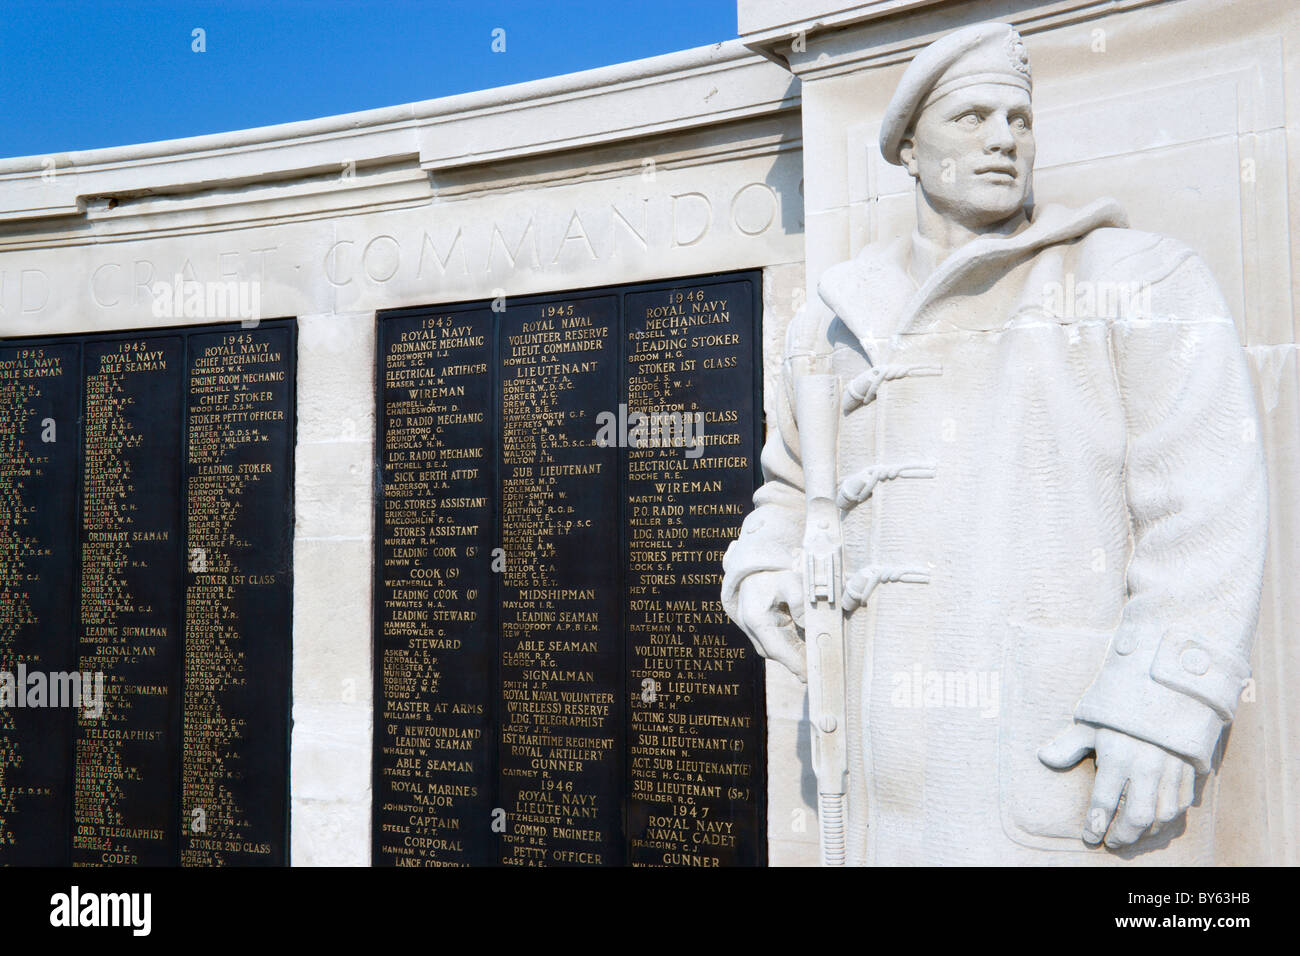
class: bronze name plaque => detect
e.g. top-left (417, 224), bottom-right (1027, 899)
top-left (0, 320), bottom-right (294, 866)
top-left (374, 272), bottom-right (766, 867)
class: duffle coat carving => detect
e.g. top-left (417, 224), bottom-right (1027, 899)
top-left (721, 199), bottom-right (1268, 864)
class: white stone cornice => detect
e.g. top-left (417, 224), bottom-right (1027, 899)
top-left (740, 0), bottom-right (1171, 79)
top-left (0, 39), bottom-right (799, 227)
top-left (738, 0), bottom-right (948, 58)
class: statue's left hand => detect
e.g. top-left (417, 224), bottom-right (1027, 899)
top-left (1039, 723), bottom-right (1196, 848)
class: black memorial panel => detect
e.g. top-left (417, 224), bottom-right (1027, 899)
top-left (497, 294), bottom-right (622, 867)
top-left (623, 279), bottom-right (765, 867)
top-left (374, 272), bottom-right (766, 867)
top-left (74, 335), bottom-right (185, 867)
top-left (0, 320), bottom-right (295, 867)
top-left (0, 343), bottom-right (81, 865)
top-left (180, 327), bottom-right (294, 866)
top-left (375, 309), bottom-right (497, 867)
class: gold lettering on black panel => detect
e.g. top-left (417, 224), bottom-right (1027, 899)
top-left (374, 272), bottom-right (765, 867)
top-left (0, 344), bottom-right (79, 865)
top-left (73, 337), bottom-right (185, 867)
top-left (375, 312), bottom-right (496, 866)
top-left (497, 297), bottom-right (621, 867)
top-left (181, 327), bottom-right (293, 865)
top-left (0, 322), bottom-right (294, 867)
top-left (623, 281), bottom-right (764, 867)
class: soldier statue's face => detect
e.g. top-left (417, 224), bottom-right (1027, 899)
top-left (900, 83), bottom-right (1035, 230)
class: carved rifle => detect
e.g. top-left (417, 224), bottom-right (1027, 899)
top-left (794, 367), bottom-right (849, 866)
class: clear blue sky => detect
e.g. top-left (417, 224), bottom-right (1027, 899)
top-left (0, 0), bottom-right (738, 160)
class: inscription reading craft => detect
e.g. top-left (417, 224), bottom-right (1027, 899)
top-left (0, 321), bottom-right (294, 866)
top-left (374, 272), bottom-right (766, 867)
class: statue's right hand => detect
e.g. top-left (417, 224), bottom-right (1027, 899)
top-left (736, 570), bottom-right (807, 682)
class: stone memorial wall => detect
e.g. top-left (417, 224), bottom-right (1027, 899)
top-left (0, 0), bottom-right (1294, 867)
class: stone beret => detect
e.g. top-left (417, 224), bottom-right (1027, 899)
top-left (879, 22), bottom-right (1032, 166)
